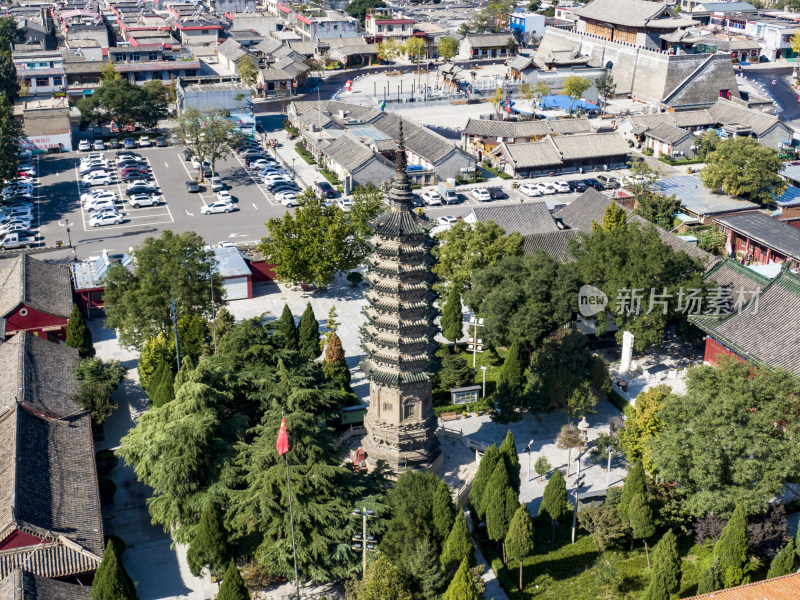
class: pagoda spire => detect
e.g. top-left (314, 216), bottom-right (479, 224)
top-left (387, 120), bottom-right (414, 213)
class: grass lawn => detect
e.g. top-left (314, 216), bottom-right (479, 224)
top-left (477, 519), bottom-right (766, 599)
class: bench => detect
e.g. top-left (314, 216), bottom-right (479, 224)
top-left (441, 412), bottom-right (458, 421)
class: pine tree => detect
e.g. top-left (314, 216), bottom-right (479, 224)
top-left (187, 503), bottom-right (231, 576)
top-left (628, 492), bottom-right (655, 568)
top-left (91, 539), bottom-right (137, 600)
top-left (324, 305), bottom-right (339, 345)
top-left (499, 429), bottom-right (521, 495)
top-left (468, 444), bottom-right (499, 520)
top-left (405, 537), bottom-right (447, 600)
top-left (174, 355), bottom-right (196, 392)
top-left (481, 459), bottom-right (511, 522)
top-left (618, 462), bottom-right (646, 525)
top-left (147, 357), bottom-right (168, 399)
top-left (217, 560), bottom-right (250, 600)
top-left (505, 505), bottom-right (535, 592)
top-left (440, 286), bottom-right (463, 344)
top-left (539, 469), bottom-right (569, 543)
top-left (323, 331), bottom-right (351, 390)
top-left (276, 304), bottom-right (298, 350)
top-left (432, 479), bottom-right (457, 548)
top-left (714, 505), bottom-right (748, 588)
top-left (298, 302), bottom-right (321, 360)
top-left (642, 529), bottom-right (680, 600)
top-left (442, 559), bottom-right (478, 600)
top-left (696, 557), bottom-right (724, 595)
top-left (66, 303), bottom-right (95, 358)
top-left (767, 539), bottom-right (796, 579)
top-left (441, 512), bottom-right (474, 574)
top-left (353, 555), bottom-right (413, 600)
top-left (150, 365), bottom-right (175, 408)
top-left (500, 339), bottom-right (523, 388)
top-left (486, 480), bottom-right (511, 558)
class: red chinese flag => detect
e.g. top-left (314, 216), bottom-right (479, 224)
top-left (276, 417), bottom-right (289, 456)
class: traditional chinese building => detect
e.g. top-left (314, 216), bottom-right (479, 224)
top-left (360, 123), bottom-right (443, 473)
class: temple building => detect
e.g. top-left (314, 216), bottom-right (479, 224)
top-left (360, 123), bottom-right (443, 473)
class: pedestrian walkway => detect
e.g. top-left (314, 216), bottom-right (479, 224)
top-left (265, 127), bottom-right (321, 191)
top-left (464, 507), bottom-right (510, 600)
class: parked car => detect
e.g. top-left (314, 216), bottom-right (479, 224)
top-left (125, 183), bottom-right (158, 195)
top-left (78, 140), bottom-right (91, 151)
top-left (81, 173), bottom-right (113, 187)
top-left (115, 149), bottom-right (137, 158)
top-left (80, 163), bottom-right (110, 175)
top-left (519, 183), bottom-right (543, 197)
top-left (81, 190), bottom-right (117, 204)
top-left (315, 181), bottom-right (336, 199)
top-left (138, 136), bottom-right (152, 147)
top-left (536, 182), bottom-right (557, 195)
top-left (155, 137), bottom-right (168, 147)
top-left (183, 148), bottom-right (193, 161)
top-left (442, 189), bottom-right (460, 204)
top-left (185, 180), bottom-right (201, 193)
top-left (337, 198), bottom-right (353, 211)
top-left (200, 201), bottom-right (235, 214)
top-left (89, 213), bottom-right (124, 227)
top-left (279, 195), bottom-right (300, 208)
top-left (0, 222), bottom-right (33, 235)
top-left (250, 159), bottom-right (272, 171)
top-left (489, 189), bottom-right (508, 200)
top-left (437, 215), bottom-right (458, 225)
top-left (245, 155), bottom-right (268, 166)
top-left (108, 138), bottom-right (120, 149)
top-left (116, 153), bottom-right (144, 163)
top-left (122, 138), bottom-right (137, 149)
top-left (81, 152), bottom-right (105, 163)
top-left (275, 190), bottom-right (299, 202)
top-left (120, 167), bottom-right (149, 177)
top-left (85, 198), bottom-right (118, 212)
top-left (597, 174), bottom-right (620, 189)
top-left (121, 171), bottom-right (151, 182)
top-left (420, 190), bottom-right (442, 206)
top-left (216, 190), bottom-right (233, 203)
top-left (582, 178), bottom-right (603, 190)
top-left (568, 180), bottom-right (587, 193)
top-left (0, 231), bottom-right (37, 249)
top-left (128, 194), bottom-right (163, 208)
top-left (268, 182), bottom-right (300, 193)
top-left (210, 177), bottom-right (225, 192)
top-left (93, 140), bottom-right (105, 151)
top-left (472, 188), bottom-right (491, 202)
top-left (201, 165), bottom-right (213, 178)
top-left (553, 181), bottom-right (571, 193)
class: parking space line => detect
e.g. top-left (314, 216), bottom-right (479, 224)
top-left (144, 155), bottom-right (174, 225)
top-left (73, 164), bottom-right (89, 231)
top-left (177, 157), bottom-right (208, 207)
top-left (230, 152), bottom-right (277, 207)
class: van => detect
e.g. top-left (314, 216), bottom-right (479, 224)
top-left (598, 174), bottom-right (620, 189)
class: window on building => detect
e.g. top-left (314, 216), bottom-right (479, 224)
top-left (333, 24), bottom-right (338, 29)
top-left (35, 77), bottom-right (49, 87)
top-left (382, 402), bottom-right (392, 412)
top-left (148, 53), bottom-right (158, 60)
top-left (52, 76), bottom-right (62, 86)
top-left (131, 53), bottom-right (140, 61)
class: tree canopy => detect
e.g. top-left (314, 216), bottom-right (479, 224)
top-left (72, 358), bottom-right (126, 424)
top-left (77, 75), bottom-right (169, 130)
top-left (66, 303), bottom-right (95, 358)
top-left (0, 95), bottom-right (23, 184)
top-left (91, 540), bottom-right (137, 600)
top-left (176, 107), bottom-right (243, 180)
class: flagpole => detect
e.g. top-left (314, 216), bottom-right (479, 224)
top-left (280, 414), bottom-right (301, 600)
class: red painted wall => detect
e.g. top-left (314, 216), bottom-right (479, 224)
top-left (4, 303), bottom-right (68, 340)
top-left (248, 260), bottom-right (276, 282)
top-left (704, 337), bottom-right (745, 366)
top-left (247, 275), bottom-right (253, 299)
top-left (0, 529), bottom-right (44, 550)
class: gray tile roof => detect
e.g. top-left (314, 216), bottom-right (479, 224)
top-left (645, 122), bottom-right (692, 144)
top-left (0, 332), bottom-right (81, 419)
top-left (216, 38), bottom-right (247, 62)
top-left (463, 117), bottom-right (592, 139)
top-left (292, 100), bottom-right (383, 125)
top-left (707, 98), bottom-right (785, 137)
top-left (0, 255), bottom-right (72, 319)
top-left (373, 112), bottom-right (459, 164)
top-left (463, 33), bottom-right (515, 48)
top-left (552, 132), bottom-right (630, 161)
top-left (288, 41), bottom-right (316, 56)
top-left (627, 214), bottom-right (717, 267)
top-left (0, 570), bottom-right (92, 600)
top-left (468, 203), bottom-right (559, 235)
top-left (508, 55), bottom-right (534, 71)
top-left (254, 37), bottom-right (282, 55)
top-left (523, 229), bottom-right (582, 261)
top-left (323, 133), bottom-right (376, 171)
top-left (714, 211), bottom-right (800, 262)
top-left (572, 0), bottom-right (674, 27)
top-left (260, 67), bottom-right (292, 81)
top-left (505, 138), bottom-right (563, 168)
top-left (706, 258), bottom-right (771, 297)
top-left (691, 269), bottom-right (800, 377)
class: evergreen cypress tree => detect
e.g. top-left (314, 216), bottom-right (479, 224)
top-left (468, 444), bottom-right (499, 520)
top-left (441, 512), bottom-right (474, 574)
top-left (150, 366), bottom-right (175, 408)
top-left (174, 355), bottom-right (195, 392)
top-left (147, 357), bottom-right (168, 400)
top-left (499, 430), bottom-right (521, 494)
top-left (440, 286), bottom-right (463, 344)
top-left (696, 558), bottom-right (723, 595)
top-left (442, 559), bottom-right (478, 600)
top-left (481, 459), bottom-right (511, 522)
top-left (714, 505), bottom-right (748, 588)
top-left (322, 331), bottom-right (351, 390)
top-left (500, 339), bottom-right (523, 388)
top-left (91, 539), bottom-right (137, 600)
top-left (66, 303), bottom-right (95, 358)
top-left (187, 503), bottom-right (232, 576)
top-left (432, 479), bottom-right (457, 548)
top-left (217, 560), bottom-right (250, 600)
top-left (628, 492), bottom-right (655, 568)
top-left (505, 504), bottom-right (535, 592)
top-left (767, 539), bottom-right (796, 579)
top-left (486, 481), bottom-right (510, 558)
top-left (539, 469), bottom-right (569, 543)
top-left (618, 462), bottom-right (646, 525)
top-left (276, 304), bottom-right (298, 350)
top-left (298, 302), bottom-right (321, 360)
top-left (642, 529), bottom-right (680, 600)
top-left (405, 537), bottom-right (447, 600)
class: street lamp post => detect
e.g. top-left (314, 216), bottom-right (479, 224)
top-left (352, 507), bottom-right (376, 577)
top-left (480, 365), bottom-right (488, 398)
top-left (467, 316), bottom-right (484, 375)
top-left (606, 449), bottom-right (613, 490)
top-left (292, 157), bottom-right (296, 179)
top-left (58, 220), bottom-right (74, 257)
top-left (524, 439), bottom-right (534, 482)
top-left (571, 451), bottom-right (588, 544)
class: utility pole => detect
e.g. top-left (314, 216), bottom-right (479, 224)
top-left (571, 452), bottom-right (587, 544)
top-left (524, 439), bottom-right (534, 482)
top-left (480, 365), bottom-right (488, 398)
top-left (352, 507), bottom-right (376, 577)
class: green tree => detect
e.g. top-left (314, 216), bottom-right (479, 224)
top-left (468, 444), bottom-right (499, 519)
top-left (237, 54), bottom-right (259, 88)
top-left (432, 220), bottom-right (523, 297)
top-left (66, 303), bottom-right (95, 358)
top-left (0, 95), bottom-right (23, 184)
top-left (649, 360), bottom-right (800, 517)
top-left (534, 455), bottom-right (551, 480)
top-left (561, 75), bottom-right (591, 114)
top-left (539, 469), bottom-right (570, 543)
top-left (491, 380), bottom-right (524, 430)
top-left (714, 505), bottom-right (748, 588)
top-left (767, 539), bottom-right (796, 579)
top-left (217, 560), bottom-right (250, 600)
top-left (402, 37), bottom-right (427, 81)
top-left (187, 503), bottom-right (232, 576)
top-left (72, 358), bottom-right (126, 424)
top-left (466, 252), bottom-right (577, 352)
top-left (440, 286), bottom-right (463, 343)
top-left (0, 52), bottom-right (18, 104)
top-left (617, 385), bottom-right (672, 471)
top-left (323, 331), bottom-right (351, 390)
top-left (500, 339), bottom-right (524, 388)
top-left (432, 480), bottom-right (457, 548)
top-left (695, 129), bottom-right (720, 160)
top-left (700, 136), bottom-right (787, 205)
top-left (617, 462), bottom-right (646, 525)
top-left (0, 17), bottom-right (22, 52)
top-left (437, 36), bottom-right (458, 62)
top-left (642, 530), bottom-right (680, 600)
top-left (628, 493), bottom-right (655, 567)
top-left (443, 559), bottom-right (478, 600)
top-left (533, 81), bottom-right (551, 115)
top-left (261, 189), bottom-right (370, 288)
top-left (505, 505), bottom-right (535, 591)
top-left (349, 183), bottom-right (385, 238)
top-left (441, 512), bottom-right (475, 574)
top-left (324, 306), bottom-right (340, 345)
top-left (149, 362), bottom-right (175, 408)
top-left (634, 191), bottom-right (681, 230)
top-left (696, 557), bottom-right (724, 595)
top-left (578, 502), bottom-right (628, 552)
top-left (518, 82), bottom-right (535, 114)
top-left (490, 87), bottom-right (506, 116)
top-left (276, 304), bottom-right (299, 350)
top-left (376, 38), bottom-right (402, 63)
top-left (104, 231), bottom-right (224, 350)
top-left (527, 330), bottom-right (597, 414)
top-left (595, 72), bottom-right (616, 114)
top-left (696, 226), bottom-right (726, 254)
top-left (405, 537), bottom-right (447, 600)
top-left (178, 314), bottom-right (209, 363)
top-left (499, 430), bottom-right (521, 494)
top-left (176, 107), bottom-right (242, 181)
top-left (137, 333), bottom-right (176, 390)
top-left (481, 458), bottom-right (511, 523)
top-left (556, 423), bottom-right (585, 477)
top-left (139, 79), bottom-right (170, 130)
top-left (77, 77), bottom-right (147, 129)
top-left (345, 0), bottom-right (386, 25)
top-left (437, 351), bottom-right (473, 391)
top-left (91, 540), bottom-right (137, 600)
top-left (565, 381), bottom-right (597, 422)
top-left (351, 555), bottom-right (412, 600)
top-left (298, 302), bottom-right (321, 360)
top-left (484, 465), bottom-right (517, 561)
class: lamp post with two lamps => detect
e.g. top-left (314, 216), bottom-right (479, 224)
top-left (352, 507), bottom-right (377, 577)
top-left (58, 219), bottom-right (75, 258)
top-left (467, 316), bottom-right (484, 374)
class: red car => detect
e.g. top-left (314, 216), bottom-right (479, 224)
top-left (120, 167), bottom-right (149, 177)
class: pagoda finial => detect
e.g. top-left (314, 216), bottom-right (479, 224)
top-left (386, 118), bottom-right (413, 211)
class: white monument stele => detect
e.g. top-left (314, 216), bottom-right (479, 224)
top-left (620, 331), bottom-right (634, 373)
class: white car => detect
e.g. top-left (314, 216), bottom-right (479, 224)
top-left (279, 194), bottom-right (299, 208)
top-left (275, 189), bottom-right (299, 202)
top-left (519, 183), bottom-right (543, 197)
top-left (553, 180), bottom-right (571, 193)
top-left (0, 212), bottom-right (33, 225)
top-left (536, 182), bottom-right (557, 195)
top-left (472, 188), bottom-right (491, 202)
top-left (0, 222), bottom-right (32, 235)
top-left (437, 215), bottom-right (458, 225)
top-left (86, 198), bottom-right (118, 213)
top-left (81, 153), bottom-right (105, 163)
top-left (138, 136), bottom-right (152, 147)
top-left (216, 190), bottom-right (232, 203)
top-left (18, 165), bottom-right (36, 177)
top-left (210, 177), bottom-right (225, 192)
top-left (200, 201), bottom-right (235, 215)
top-left (3, 183), bottom-right (33, 195)
top-left (128, 194), bottom-right (163, 208)
top-left (250, 159), bottom-right (271, 170)
top-left (78, 140), bottom-right (91, 151)
top-left (81, 173), bottom-right (113, 187)
top-left (217, 241), bottom-right (236, 248)
top-left (80, 162), bottom-right (110, 174)
top-left (264, 176), bottom-right (293, 186)
top-left (81, 190), bottom-right (117, 203)
top-left (191, 156), bottom-right (202, 169)
top-left (89, 213), bottom-right (123, 227)
top-left (337, 198), bottom-right (353, 211)
top-left (93, 140), bottom-right (105, 151)
top-left (421, 191), bottom-right (443, 206)
top-left (116, 154), bottom-right (144, 164)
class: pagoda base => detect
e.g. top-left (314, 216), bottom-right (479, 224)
top-left (362, 414), bottom-right (443, 474)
